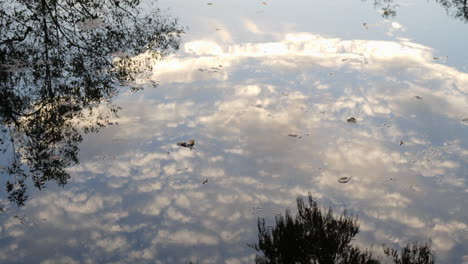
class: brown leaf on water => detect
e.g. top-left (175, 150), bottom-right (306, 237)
top-left (338, 176), bottom-right (352, 183)
top-left (347, 117), bottom-right (357, 124)
top-left (187, 139), bottom-right (195, 147)
top-left (177, 140), bottom-right (195, 149)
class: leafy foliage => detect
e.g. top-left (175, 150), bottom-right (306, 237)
top-left (383, 241), bottom-right (435, 264)
top-left (250, 194), bottom-right (380, 264)
top-left (250, 194), bottom-right (436, 264)
top-left (369, 0), bottom-right (468, 21)
top-left (0, 0), bottom-right (182, 207)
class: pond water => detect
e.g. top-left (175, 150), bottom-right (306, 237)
top-left (1, 0), bottom-right (467, 263)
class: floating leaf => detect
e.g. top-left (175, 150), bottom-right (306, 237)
top-left (187, 139), bottom-right (195, 147)
top-left (347, 117), bottom-right (357, 124)
top-left (177, 140), bottom-right (195, 149)
top-left (338, 176), bottom-right (352, 183)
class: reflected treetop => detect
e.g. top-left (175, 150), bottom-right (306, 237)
top-left (0, 0), bottom-right (183, 207)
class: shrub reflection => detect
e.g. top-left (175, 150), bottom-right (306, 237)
top-left (250, 194), bottom-right (435, 264)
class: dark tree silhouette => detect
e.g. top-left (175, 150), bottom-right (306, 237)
top-left (383, 241), bottom-right (435, 264)
top-left (368, 0), bottom-right (468, 22)
top-left (250, 194), bottom-right (380, 264)
top-left (0, 0), bottom-right (183, 207)
top-left (250, 194), bottom-right (436, 264)
top-left (436, 0), bottom-right (468, 22)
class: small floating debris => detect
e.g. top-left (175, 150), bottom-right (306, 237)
top-left (198, 67), bottom-right (221, 73)
top-left (462, 117), bottom-right (468, 123)
top-left (362, 22), bottom-right (369, 30)
top-left (288, 134), bottom-right (299, 137)
top-left (414, 96), bottom-right (423, 99)
top-left (207, 2), bottom-right (213, 5)
top-left (177, 139), bottom-right (195, 149)
top-left (14, 215), bottom-right (26, 224)
top-left (400, 140), bottom-right (404, 146)
top-left (338, 176), bottom-right (352, 183)
top-left (328, 72), bottom-right (335, 76)
top-left (202, 178), bottom-right (208, 184)
top-left (347, 117), bottom-right (357, 124)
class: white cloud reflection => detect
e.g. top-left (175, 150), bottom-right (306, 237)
top-left (1, 30), bottom-right (467, 263)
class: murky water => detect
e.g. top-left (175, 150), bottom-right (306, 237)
top-left (1, 0), bottom-right (467, 263)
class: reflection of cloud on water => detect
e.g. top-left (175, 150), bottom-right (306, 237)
top-left (1, 32), bottom-right (467, 263)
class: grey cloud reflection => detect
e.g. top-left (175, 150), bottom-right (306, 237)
top-left (1, 32), bottom-right (467, 263)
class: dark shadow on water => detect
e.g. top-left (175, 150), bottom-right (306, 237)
top-left (250, 194), bottom-right (435, 264)
top-left (0, 0), bottom-right (183, 207)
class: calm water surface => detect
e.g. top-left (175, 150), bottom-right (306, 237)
top-left (1, 0), bottom-right (467, 263)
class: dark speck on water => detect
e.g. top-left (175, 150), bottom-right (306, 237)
top-left (347, 117), bottom-right (357, 124)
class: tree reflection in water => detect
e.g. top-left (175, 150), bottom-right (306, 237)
top-left (369, 0), bottom-right (468, 21)
top-left (250, 194), bottom-right (435, 264)
top-left (0, 0), bottom-right (182, 207)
